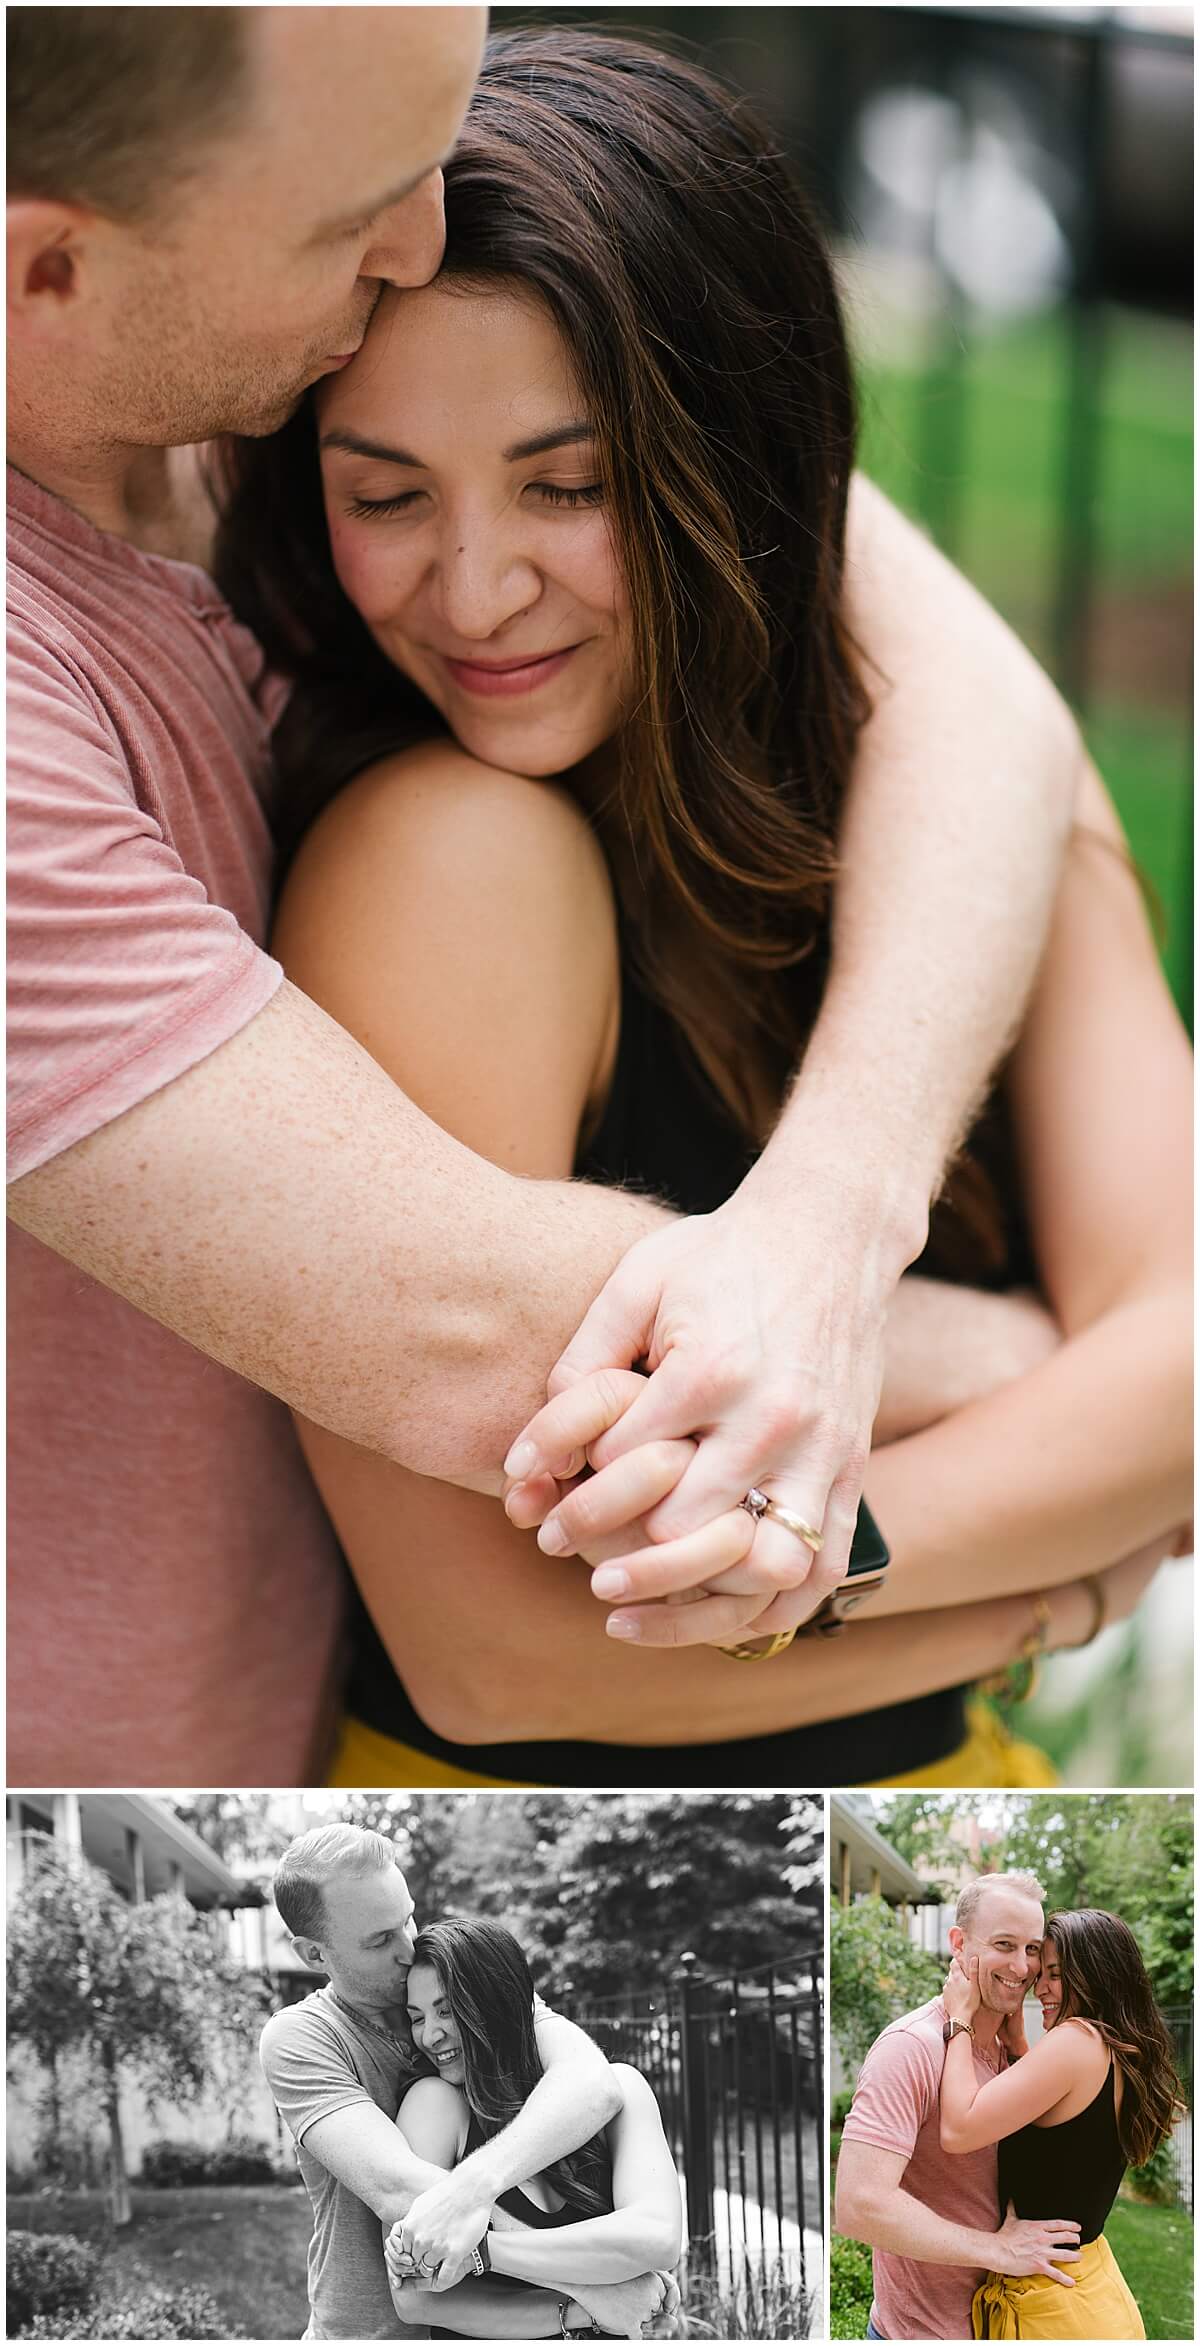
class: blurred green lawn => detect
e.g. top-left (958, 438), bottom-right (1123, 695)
top-left (856, 303), bottom-right (1192, 1017)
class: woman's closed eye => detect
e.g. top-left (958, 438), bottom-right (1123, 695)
top-left (341, 479), bottom-right (605, 521)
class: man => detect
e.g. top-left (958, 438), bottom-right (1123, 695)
top-left (8, 8), bottom-right (1080, 1780)
top-left (836, 1873), bottom-right (1083, 2341)
top-left (259, 1823), bottom-right (667, 2338)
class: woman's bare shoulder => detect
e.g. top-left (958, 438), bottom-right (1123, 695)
top-left (290, 737), bottom-right (604, 882)
top-left (396, 2072), bottom-right (471, 2162)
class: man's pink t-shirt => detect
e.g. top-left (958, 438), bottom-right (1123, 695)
top-left (841, 1996), bottom-right (1002, 2340)
top-left (7, 464), bottom-right (345, 1782)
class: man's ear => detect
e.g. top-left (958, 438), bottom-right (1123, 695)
top-left (293, 1935), bottom-right (328, 1972)
top-left (948, 1926), bottom-right (964, 1959)
top-left (7, 198), bottom-right (93, 315)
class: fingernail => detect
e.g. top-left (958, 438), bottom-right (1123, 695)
top-left (607, 1613), bottom-right (641, 1640)
top-left (504, 1441), bottom-right (536, 1479)
top-left (592, 1567), bottom-right (630, 1598)
top-left (537, 1521), bottom-right (568, 1555)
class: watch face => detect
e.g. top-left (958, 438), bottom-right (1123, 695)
top-left (848, 1497), bottom-right (890, 1576)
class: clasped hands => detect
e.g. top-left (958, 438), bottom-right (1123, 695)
top-left (385, 2217), bottom-right (680, 2334)
top-left (499, 1189), bottom-right (895, 1651)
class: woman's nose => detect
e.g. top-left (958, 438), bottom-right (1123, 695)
top-left (435, 525), bottom-right (542, 643)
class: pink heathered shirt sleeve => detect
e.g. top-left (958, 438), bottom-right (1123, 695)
top-left (841, 2025), bottom-right (941, 2164)
top-left (7, 623), bottom-right (281, 1181)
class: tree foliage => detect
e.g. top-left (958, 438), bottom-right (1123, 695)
top-left (172, 1795), bottom-right (292, 1869)
top-left (258, 1791), bottom-right (812, 2002)
top-left (869, 1793), bottom-right (1193, 2008)
top-left (830, 1896), bottom-right (945, 2072)
top-left (7, 1844), bottom-right (269, 2225)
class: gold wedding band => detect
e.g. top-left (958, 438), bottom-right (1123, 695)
top-left (719, 1627), bottom-right (800, 1663)
top-left (740, 1486), bottom-right (824, 1552)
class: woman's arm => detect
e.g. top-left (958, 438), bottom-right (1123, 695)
top-left (862, 758), bottom-right (1191, 1613)
top-left (276, 745), bottom-right (1179, 1738)
top-left (940, 2019), bottom-right (1099, 2155)
top-left (486, 2065), bottom-right (682, 2287)
top-left (539, 761), bottom-right (1191, 1634)
top-left (387, 2070), bottom-right (671, 2336)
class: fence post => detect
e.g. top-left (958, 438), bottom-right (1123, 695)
top-left (677, 1952), bottom-right (716, 2275)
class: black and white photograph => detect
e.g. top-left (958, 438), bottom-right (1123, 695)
top-left (7, 1791), bottom-right (824, 2341)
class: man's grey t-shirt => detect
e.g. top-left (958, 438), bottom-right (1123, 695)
top-left (261, 1987), bottom-right (422, 2340)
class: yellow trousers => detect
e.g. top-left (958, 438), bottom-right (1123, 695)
top-left (973, 2233), bottom-right (1145, 2338)
top-left (329, 1698), bottom-right (1055, 1789)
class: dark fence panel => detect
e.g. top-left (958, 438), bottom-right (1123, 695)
top-left (563, 1951), bottom-right (823, 2295)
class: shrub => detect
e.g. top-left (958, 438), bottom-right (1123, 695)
top-left (139, 2134), bottom-right (281, 2187)
top-left (23, 2283), bottom-right (233, 2339)
top-left (831, 2087), bottom-right (855, 2130)
top-left (829, 2232), bottom-right (874, 2342)
top-left (7, 2231), bottom-right (100, 2332)
top-left (1127, 2132), bottom-right (1179, 2205)
top-left (830, 1898), bottom-right (945, 2072)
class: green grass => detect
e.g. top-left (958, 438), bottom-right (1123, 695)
top-left (7, 2186), bottom-right (311, 2342)
top-left (829, 2196), bottom-right (1193, 2342)
top-left (1106, 2196), bottom-right (1194, 2343)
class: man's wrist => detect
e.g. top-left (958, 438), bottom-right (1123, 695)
top-left (732, 1143), bottom-right (927, 1291)
top-left (456, 2135), bottom-right (504, 2201)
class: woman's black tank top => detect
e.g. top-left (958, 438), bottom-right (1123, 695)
top-left (345, 968), bottom-right (1035, 1783)
top-left (998, 2056), bottom-right (1127, 2244)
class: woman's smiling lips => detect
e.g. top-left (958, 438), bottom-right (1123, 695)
top-left (440, 645), bottom-right (580, 697)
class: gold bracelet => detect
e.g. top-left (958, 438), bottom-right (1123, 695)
top-left (1069, 1574), bottom-right (1108, 1649)
top-left (982, 1594), bottom-right (1052, 1708)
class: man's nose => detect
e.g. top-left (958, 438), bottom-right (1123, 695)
top-left (360, 168), bottom-right (447, 291)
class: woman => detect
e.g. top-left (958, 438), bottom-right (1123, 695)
top-left (383, 1920), bottom-right (682, 2339)
top-left (216, 28), bottom-right (1191, 1787)
top-left (940, 1911), bottom-right (1184, 2337)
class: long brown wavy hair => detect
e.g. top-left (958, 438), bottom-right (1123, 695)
top-left (1044, 1909), bottom-right (1186, 2169)
top-left (409, 1919), bottom-right (612, 2218)
top-left (216, 23), bottom-right (1010, 1262)
top-left (216, 23), bottom-right (865, 1131)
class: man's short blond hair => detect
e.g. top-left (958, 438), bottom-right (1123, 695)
top-left (955, 1870), bottom-right (1046, 1933)
top-left (273, 1823), bottom-right (405, 1944)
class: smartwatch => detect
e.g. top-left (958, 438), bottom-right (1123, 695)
top-left (797, 1497), bottom-right (890, 1637)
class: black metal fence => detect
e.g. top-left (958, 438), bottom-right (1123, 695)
top-left (562, 1952), bottom-right (823, 2300)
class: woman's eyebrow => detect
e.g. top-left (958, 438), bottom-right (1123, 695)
top-left (505, 422), bottom-right (595, 461)
top-left (320, 429), bottom-right (421, 466)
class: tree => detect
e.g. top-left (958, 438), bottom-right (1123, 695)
top-left (7, 1843), bottom-right (268, 2227)
top-left (782, 1797), bottom-right (824, 1893)
top-left (172, 1793), bottom-right (292, 1869)
top-left (830, 1897), bottom-right (945, 2072)
top-left (996, 1794), bottom-right (1193, 2008)
top-left (526, 1794), bottom-right (811, 1998)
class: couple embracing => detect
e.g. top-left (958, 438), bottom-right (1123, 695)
top-left (260, 1824), bottom-right (683, 2339)
top-left (836, 1871), bottom-right (1182, 2340)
